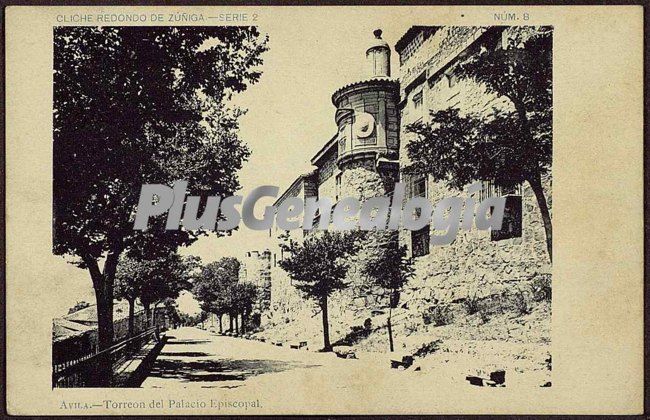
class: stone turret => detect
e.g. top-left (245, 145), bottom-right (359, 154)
top-left (331, 29), bottom-right (400, 199)
top-left (329, 30), bottom-right (401, 306)
top-left (366, 29), bottom-right (391, 78)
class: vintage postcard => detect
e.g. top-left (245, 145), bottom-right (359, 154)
top-left (4, 4), bottom-right (644, 415)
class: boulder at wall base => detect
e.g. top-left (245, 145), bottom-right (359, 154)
top-left (289, 341), bottom-right (308, 350)
top-left (466, 370), bottom-right (506, 387)
top-left (333, 346), bottom-right (357, 359)
top-left (466, 376), bottom-right (484, 386)
top-left (390, 354), bottom-right (414, 369)
top-left (490, 369), bottom-right (506, 385)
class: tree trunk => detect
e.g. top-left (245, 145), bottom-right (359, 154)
top-left (218, 314), bottom-right (223, 334)
top-left (234, 314), bottom-right (239, 335)
top-left (92, 286), bottom-right (113, 387)
top-left (143, 304), bottom-right (151, 328)
top-left (528, 173), bottom-right (552, 262)
top-left (387, 306), bottom-right (394, 352)
top-left (229, 313), bottom-right (233, 332)
top-left (85, 249), bottom-right (120, 387)
top-left (153, 302), bottom-right (160, 327)
top-left (240, 311), bottom-right (246, 334)
top-left (510, 97), bottom-right (552, 262)
top-left (321, 297), bottom-right (332, 351)
top-left (127, 297), bottom-right (135, 337)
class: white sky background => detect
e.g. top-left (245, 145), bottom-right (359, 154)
top-left (52, 13), bottom-right (416, 316)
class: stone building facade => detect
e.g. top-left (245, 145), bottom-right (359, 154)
top-left (239, 249), bottom-right (272, 326)
top-left (395, 26), bottom-right (551, 312)
top-left (257, 26), bottom-right (552, 339)
top-left (266, 30), bottom-right (401, 325)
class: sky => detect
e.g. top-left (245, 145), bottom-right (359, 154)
top-left (52, 10), bottom-right (419, 317)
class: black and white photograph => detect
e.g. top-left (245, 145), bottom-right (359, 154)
top-left (4, 4), bottom-right (644, 416)
top-left (52, 23), bottom-right (553, 390)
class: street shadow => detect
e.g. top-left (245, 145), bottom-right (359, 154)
top-left (146, 358), bottom-right (321, 384)
top-left (159, 352), bottom-right (212, 358)
top-left (166, 339), bottom-right (211, 345)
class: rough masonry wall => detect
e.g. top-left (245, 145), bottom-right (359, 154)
top-left (398, 25), bottom-right (552, 310)
top-left (266, 157), bottom-right (399, 336)
top-left (398, 177), bottom-right (551, 313)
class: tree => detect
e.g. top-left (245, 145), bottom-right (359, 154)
top-left (192, 257), bottom-right (241, 334)
top-left (160, 298), bottom-right (182, 329)
top-left (138, 253), bottom-right (198, 328)
top-left (53, 25), bottom-right (268, 367)
top-left (114, 257), bottom-right (153, 337)
top-left (231, 282), bottom-right (258, 334)
top-left (405, 27), bottom-right (552, 261)
top-left (279, 231), bottom-right (361, 351)
top-left (361, 233), bottom-right (414, 352)
top-left (115, 253), bottom-right (198, 336)
top-left (178, 311), bottom-right (206, 327)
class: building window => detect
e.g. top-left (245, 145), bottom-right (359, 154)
top-left (447, 73), bottom-right (458, 88)
top-left (413, 177), bottom-right (426, 198)
top-left (335, 172), bottom-right (342, 201)
top-left (404, 172), bottom-right (427, 199)
top-left (412, 225), bottom-right (430, 257)
top-left (491, 195), bottom-right (523, 241)
top-left (478, 180), bottom-right (523, 202)
top-left (476, 180), bottom-right (523, 241)
top-left (413, 91), bottom-right (423, 110)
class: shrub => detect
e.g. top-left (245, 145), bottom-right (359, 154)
top-left (478, 307), bottom-right (491, 324)
top-left (404, 320), bottom-right (419, 336)
top-left (464, 293), bottom-right (481, 315)
top-left (413, 339), bottom-right (442, 358)
top-left (511, 289), bottom-right (531, 315)
top-left (532, 275), bottom-right (552, 302)
top-left (423, 305), bottom-right (453, 326)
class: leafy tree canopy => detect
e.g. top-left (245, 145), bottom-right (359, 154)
top-left (193, 257), bottom-right (241, 315)
top-left (279, 231), bottom-right (362, 303)
top-left (115, 252), bottom-right (200, 308)
top-left (54, 26), bottom-right (268, 264)
top-left (406, 27), bottom-right (552, 188)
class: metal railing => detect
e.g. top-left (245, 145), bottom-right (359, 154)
top-left (53, 327), bottom-right (159, 388)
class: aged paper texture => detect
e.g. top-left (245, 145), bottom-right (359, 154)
top-left (5, 5), bottom-right (644, 415)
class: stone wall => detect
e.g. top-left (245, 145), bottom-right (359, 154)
top-left (261, 26), bottom-right (552, 345)
top-left (240, 250), bottom-right (272, 321)
top-left (397, 25), bottom-right (552, 309)
top-left (398, 177), bottom-right (551, 312)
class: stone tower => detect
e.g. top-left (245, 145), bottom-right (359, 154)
top-left (240, 250), bottom-right (272, 326)
top-left (330, 29), bottom-right (401, 307)
top-left (331, 29), bottom-right (400, 201)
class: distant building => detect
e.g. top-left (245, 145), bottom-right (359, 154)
top-left (239, 250), bottom-right (272, 326)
